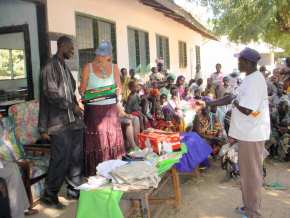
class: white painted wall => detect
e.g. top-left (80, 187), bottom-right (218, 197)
top-left (46, 0), bottom-right (204, 79)
top-left (201, 39), bottom-right (240, 80)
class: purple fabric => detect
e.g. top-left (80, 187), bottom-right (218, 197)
top-left (175, 132), bottom-right (212, 173)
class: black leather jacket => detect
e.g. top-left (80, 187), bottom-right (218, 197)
top-left (38, 55), bottom-right (84, 135)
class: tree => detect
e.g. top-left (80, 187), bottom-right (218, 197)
top-left (188, 0), bottom-right (290, 52)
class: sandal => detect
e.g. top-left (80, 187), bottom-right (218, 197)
top-left (24, 208), bottom-right (38, 216)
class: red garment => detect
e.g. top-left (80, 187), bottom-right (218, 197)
top-left (84, 104), bottom-right (125, 176)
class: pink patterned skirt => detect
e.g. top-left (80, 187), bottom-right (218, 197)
top-left (84, 104), bottom-right (125, 176)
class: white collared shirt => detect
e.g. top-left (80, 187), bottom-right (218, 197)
top-left (229, 71), bottom-right (270, 141)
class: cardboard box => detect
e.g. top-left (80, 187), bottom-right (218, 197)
top-left (138, 130), bottom-right (181, 154)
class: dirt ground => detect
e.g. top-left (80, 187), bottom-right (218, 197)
top-left (33, 160), bottom-right (290, 218)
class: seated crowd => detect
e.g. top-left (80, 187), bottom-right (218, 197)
top-left (119, 60), bottom-right (290, 163)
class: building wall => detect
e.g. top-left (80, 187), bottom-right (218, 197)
top-left (201, 39), bottom-right (240, 80)
top-left (0, 0), bottom-right (40, 97)
top-left (46, 0), bottom-right (203, 79)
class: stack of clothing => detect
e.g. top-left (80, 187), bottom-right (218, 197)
top-left (111, 161), bottom-right (160, 191)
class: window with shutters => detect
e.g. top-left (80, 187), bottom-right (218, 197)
top-left (156, 34), bottom-right (170, 69)
top-left (127, 27), bottom-right (150, 72)
top-left (178, 41), bottom-right (187, 68)
top-left (195, 45), bottom-right (201, 66)
top-left (76, 14), bottom-right (117, 71)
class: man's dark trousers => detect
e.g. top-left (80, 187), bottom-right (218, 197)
top-left (45, 127), bottom-right (84, 196)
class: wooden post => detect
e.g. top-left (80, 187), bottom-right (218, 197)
top-left (171, 167), bottom-right (181, 207)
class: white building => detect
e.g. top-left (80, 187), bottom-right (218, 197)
top-left (0, 0), bottom-right (216, 103)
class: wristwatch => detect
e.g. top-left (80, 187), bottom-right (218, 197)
top-left (232, 99), bottom-right (239, 107)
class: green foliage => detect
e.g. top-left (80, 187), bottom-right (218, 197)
top-left (188, 0), bottom-right (290, 53)
top-left (0, 49), bottom-right (25, 80)
top-left (0, 49), bottom-right (11, 79)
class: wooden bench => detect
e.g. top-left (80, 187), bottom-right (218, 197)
top-left (123, 167), bottom-right (181, 218)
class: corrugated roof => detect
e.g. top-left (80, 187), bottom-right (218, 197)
top-left (139, 0), bottom-right (218, 40)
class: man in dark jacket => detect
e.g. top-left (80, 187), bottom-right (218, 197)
top-left (39, 36), bottom-right (84, 209)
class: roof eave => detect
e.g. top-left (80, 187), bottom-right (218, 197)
top-left (139, 0), bottom-right (218, 41)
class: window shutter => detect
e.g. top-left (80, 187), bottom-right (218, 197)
top-left (111, 23), bottom-right (117, 64)
top-left (165, 38), bottom-right (170, 69)
top-left (178, 41), bottom-right (182, 68)
top-left (128, 28), bottom-right (150, 72)
top-left (178, 41), bottom-right (187, 68)
top-left (76, 16), bottom-right (95, 71)
top-left (138, 31), bottom-right (147, 71)
top-left (156, 35), bottom-right (160, 58)
top-left (158, 36), bottom-right (163, 58)
top-left (76, 16), bottom-right (94, 49)
top-left (98, 20), bottom-right (111, 43)
top-left (195, 45), bottom-right (201, 66)
top-left (128, 28), bottom-right (137, 69)
top-left (145, 32), bottom-right (150, 66)
top-left (135, 30), bottom-right (140, 68)
top-left (93, 20), bottom-right (99, 49)
top-left (184, 42), bottom-right (187, 68)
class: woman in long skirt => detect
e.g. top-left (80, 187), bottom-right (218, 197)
top-left (80, 41), bottom-right (125, 176)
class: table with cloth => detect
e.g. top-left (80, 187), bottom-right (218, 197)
top-left (76, 132), bottom-right (212, 218)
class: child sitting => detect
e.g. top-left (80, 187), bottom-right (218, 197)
top-left (125, 80), bottom-right (148, 131)
top-left (149, 81), bottom-right (161, 118)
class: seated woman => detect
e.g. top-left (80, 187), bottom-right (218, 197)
top-left (266, 100), bottom-right (290, 161)
top-left (125, 80), bottom-right (148, 131)
top-left (161, 87), bottom-right (186, 131)
top-left (176, 75), bottom-right (186, 98)
top-left (192, 106), bottom-right (223, 155)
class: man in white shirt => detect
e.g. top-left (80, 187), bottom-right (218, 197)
top-left (207, 48), bottom-right (270, 218)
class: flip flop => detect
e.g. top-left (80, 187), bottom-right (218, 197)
top-left (24, 209), bottom-right (38, 216)
top-left (265, 182), bottom-right (287, 190)
top-left (235, 206), bottom-right (246, 215)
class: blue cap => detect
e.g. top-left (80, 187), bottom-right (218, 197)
top-left (235, 47), bottom-right (261, 63)
top-left (95, 41), bottom-right (112, 56)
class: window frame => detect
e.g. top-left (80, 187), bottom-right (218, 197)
top-left (156, 34), bottom-right (170, 69)
top-left (75, 13), bottom-right (117, 71)
top-left (178, 41), bottom-right (187, 68)
top-left (0, 24), bottom-right (34, 100)
top-left (127, 26), bottom-right (150, 71)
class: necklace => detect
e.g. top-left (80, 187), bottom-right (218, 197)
top-left (100, 66), bottom-right (107, 78)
